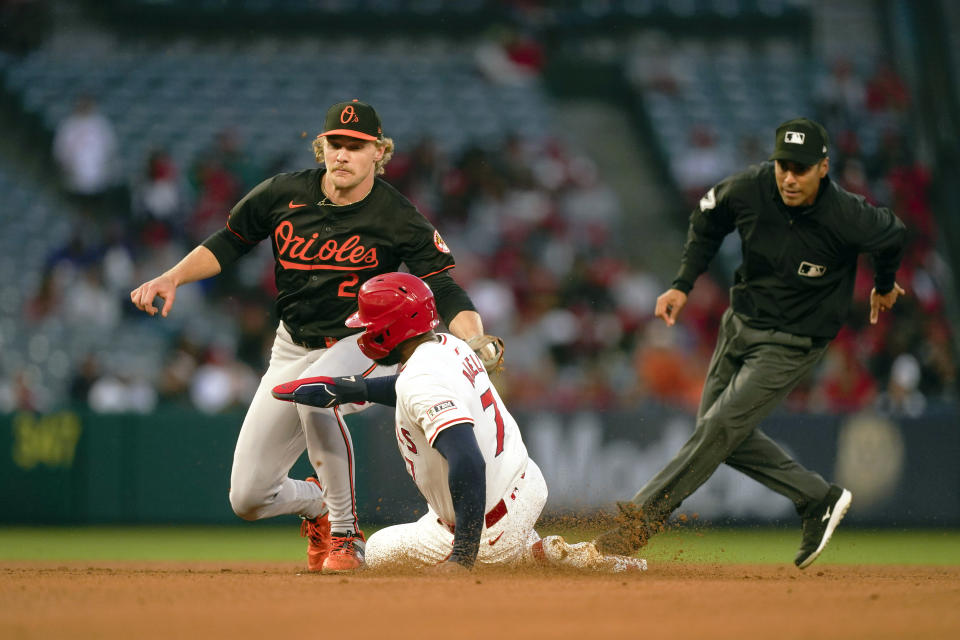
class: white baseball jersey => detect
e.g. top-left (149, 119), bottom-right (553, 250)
top-left (393, 333), bottom-right (529, 527)
top-left (366, 333), bottom-right (643, 572)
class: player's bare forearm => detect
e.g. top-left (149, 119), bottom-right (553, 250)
top-left (130, 245), bottom-right (222, 317)
top-left (448, 310), bottom-right (484, 340)
top-left (448, 311), bottom-right (505, 371)
top-left (165, 245), bottom-right (222, 286)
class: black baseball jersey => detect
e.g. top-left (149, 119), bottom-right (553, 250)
top-left (203, 168), bottom-right (457, 345)
top-left (673, 162), bottom-right (906, 339)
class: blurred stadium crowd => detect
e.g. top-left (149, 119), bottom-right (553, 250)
top-left (0, 0), bottom-right (956, 418)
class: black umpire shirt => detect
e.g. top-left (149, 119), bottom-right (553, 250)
top-left (203, 168), bottom-right (470, 346)
top-left (672, 162), bottom-right (906, 340)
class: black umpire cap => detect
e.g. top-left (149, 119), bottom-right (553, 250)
top-left (319, 99), bottom-right (383, 141)
top-left (770, 117), bottom-right (829, 166)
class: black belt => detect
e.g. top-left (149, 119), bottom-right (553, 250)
top-left (284, 323), bottom-right (339, 350)
top-left (439, 498), bottom-right (507, 533)
top-left (293, 335), bottom-right (339, 350)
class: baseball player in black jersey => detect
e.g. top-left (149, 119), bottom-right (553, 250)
top-left (594, 118), bottom-right (907, 569)
top-left (131, 99), bottom-right (490, 573)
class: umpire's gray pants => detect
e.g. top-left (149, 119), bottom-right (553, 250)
top-left (632, 308), bottom-right (832, 521)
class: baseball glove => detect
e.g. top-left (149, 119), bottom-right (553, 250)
top-left (466, 334), bottom-right (505, 372)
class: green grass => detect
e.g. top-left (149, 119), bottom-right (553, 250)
top-left (0, 525), bottom-right (316, 562)
top-left (1, 525), bottom-right (958, 565)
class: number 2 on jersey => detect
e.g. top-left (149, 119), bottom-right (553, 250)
top-left (338, 273), bottom-right (359, 297)
top-left (480, 388), bottom-right (505, 456)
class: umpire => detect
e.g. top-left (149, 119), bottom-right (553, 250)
top-left (595, 117), bottom-right (906, 569)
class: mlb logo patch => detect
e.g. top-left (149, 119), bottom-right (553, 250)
top-left (784, 131), bottom-right (806, 144)
top-left (798, 261), bottom-right (826, 277)
top-left (427, 400), bottom-right (456, 419)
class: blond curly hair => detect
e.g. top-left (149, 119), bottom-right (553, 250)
top-left (313, 136), bottom-right (395, 176)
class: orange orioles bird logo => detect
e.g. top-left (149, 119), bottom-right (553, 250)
top-left (433, 230), bottom-right (450, 254)
top-left (340, 105), bottom-right (359, 124)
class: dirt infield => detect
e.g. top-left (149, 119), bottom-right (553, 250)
top-left (2, 561), bottom-right (959, 639)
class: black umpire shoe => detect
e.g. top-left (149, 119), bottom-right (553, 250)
top-left (795, 484), bottom-right (853, 569)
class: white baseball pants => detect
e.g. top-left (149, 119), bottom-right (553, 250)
top-left (229, 322), bottom-right (394, 532)
top-left (365, 459), bottom-right (548, 569)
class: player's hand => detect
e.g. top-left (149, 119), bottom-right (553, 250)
top-left (130, 275), bottom-right (177, 317)
top-left (869, 282), bottom-right (906, 324)
top-left (654, 289), bottom-right (688, 327)
top-left (272, 375), bottom-right (368, 408)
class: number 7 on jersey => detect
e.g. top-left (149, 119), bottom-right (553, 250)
top-left (480, 388), bottom-right (504, 456)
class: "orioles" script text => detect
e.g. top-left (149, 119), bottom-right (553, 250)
top-left (274, 221), bottom-right (379, 270)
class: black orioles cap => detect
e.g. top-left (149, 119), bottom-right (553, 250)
top-left (318, 99), bottom-right (383, 141)
top-left (769, 117), bottom-right (829, 166)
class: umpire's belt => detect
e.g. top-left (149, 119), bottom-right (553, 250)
top-left (283, 323), bottom-right (338, 350)
top-left (439, 498), bottom-right (507, 533)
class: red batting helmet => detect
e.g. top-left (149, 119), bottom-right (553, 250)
top-left (345, 272), bottom-right (439, 360)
